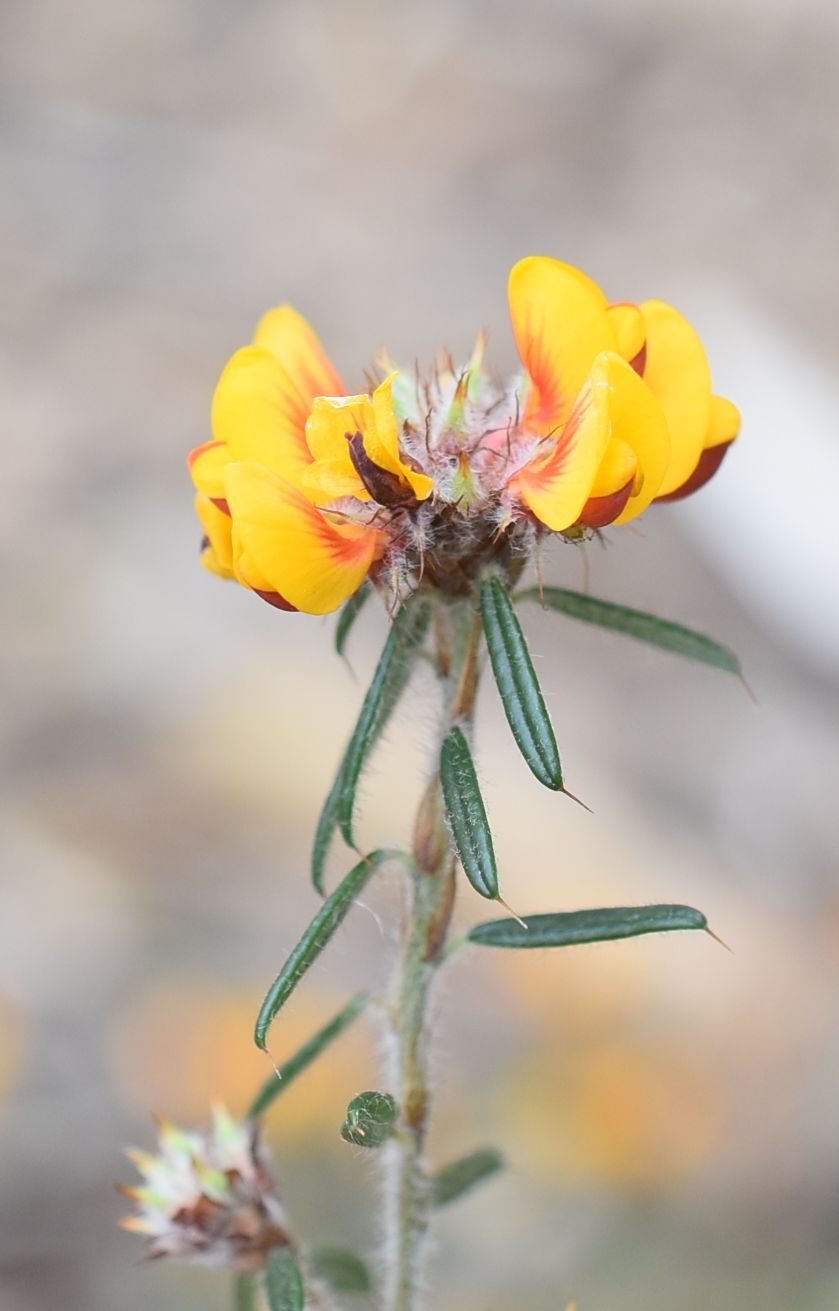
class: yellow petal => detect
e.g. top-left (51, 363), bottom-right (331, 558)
top-left (508, 257), bottom-right (617, 433)
top-left (195, 493), bottom-right (234, 578)
top-left (253, 304), bottom-right (344, 401)
top-left (188, 440), bottom-right (228, 501)
top-left (608, 356), bottom-right (671, 524)
top-left (306, 393), bottom-right (372, 468)
top-left (512, 354), bottom-right (615, 531)
top-left (639, 300), bottom-right (712, 497)
top-left (305, 379), bottom-right (433, 504)
top-left (607, 302), bottom-right (646, 366)
top-left (705, 394), bottom-right (741, 449)
top-left (589, 437), bottom-right (638, 500)
top-left (367, 374), bottom-right (433, 501)
top-left (211, 346), bottom-right (314, 487)
top-left (224, 463), bottom-right (382, 615)
top-left (300, 457), bottom-right (370, 504)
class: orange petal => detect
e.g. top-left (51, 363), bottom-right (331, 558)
top-left (639, 300), bottom-right (712, 498)
top-left (508, 257), bottom-right (617, 433)
top-left (224, 462), bottom-right (382, 615)
top-left (211, 347), bottom-right (314, 487)
top-left (253, 305), bottom-right (344, 402)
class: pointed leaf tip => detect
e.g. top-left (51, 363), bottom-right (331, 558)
top-left (480, 577), bottom-right (563, 790)
top-left (440, 726), bottom-right (499, 900)
top-left (249, 992), bottom-right (368, 1118)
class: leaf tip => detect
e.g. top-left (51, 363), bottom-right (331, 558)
top-left (704, 923), bottom-right (734, 953)
top-left (560, 786), bottom-right (593, 814)
top-left (496, 896), bottom-right (528, 929)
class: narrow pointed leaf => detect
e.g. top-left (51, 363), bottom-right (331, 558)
top-left (468, 903), bottom-right (708, 949)
top-left (340, 1090), bottom-right (398, 1148)
top-left (249, 992), bottom-right (368, 1118)
top-left (431, 1148), bottom-right (504, 1208)
top-left (440, 726), bottom-right (498, 900)
top-left (310, 1247), bottom-right (372, 1293)
top-left (312, 599), bottom-right (430, 890)
top-left (312, 771), bottom-right (343, 896)
top-left (481, 577), bottom-right (562, 790)
top-left (264, 1249), bottom-right (304, 1311)
top-left (255, 853), bottom-right (388, 1051)
top-left (335, 582), bottom-right (371, 658)
top-left (337, 599), bottom-right (430, 844)
top-left (518, 587), bottom-right (740, 675)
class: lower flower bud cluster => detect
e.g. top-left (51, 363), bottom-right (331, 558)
top-left (120, 1106), bottom-right (291, 1270)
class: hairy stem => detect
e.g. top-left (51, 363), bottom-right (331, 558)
top-left (383, 601), bottom-right (482, 1311)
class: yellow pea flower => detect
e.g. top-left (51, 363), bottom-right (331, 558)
top-left (508, 256), bottom-right (740, 529)
top-left (189, 261), bottom-right (739, 615)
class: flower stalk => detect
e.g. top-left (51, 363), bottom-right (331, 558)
top-left (384, 600), bottom-right (483, 1311)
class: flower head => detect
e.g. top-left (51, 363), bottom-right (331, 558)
top-left (119, 1105), bottom-right (291, 1269)
top-left (189, 259), bottom-right (739, 615)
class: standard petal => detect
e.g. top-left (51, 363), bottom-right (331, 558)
top-left (224, 463), bottom-right (382, 615)
top-left (640, 300), bottom-right (712, 498)
top-left (511, 355), bottom-right (615, 532)
top-left (508, 257), bottom-right (617, 433)
top-left (211, 346), bottom-right (314, 486)
top-left (253, 304), bottom-right (344, 401)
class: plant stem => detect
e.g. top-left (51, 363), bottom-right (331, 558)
top-left (383, 601), bottom-right (482, 1311)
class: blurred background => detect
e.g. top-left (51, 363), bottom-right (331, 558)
top-left (2, 1), bottom-right (839, 1308)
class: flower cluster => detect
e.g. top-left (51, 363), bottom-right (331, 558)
top-left (189, 257), bottom-right (739, 615)
top-left (119, 1106), bottom-right (290, 1269)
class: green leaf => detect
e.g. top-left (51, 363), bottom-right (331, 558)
top-left (310, 1246), bottom-right (372, 1293)
top-left (518, 587), bottom-right (741, 675)
top-left (312, 772), bottom-right (343, 896)
top-left (249, 992), bottom-right (368, 1118)
top-left (337, 599), bottom-right (430, 845)
top-left (264, 1248), bottom-right (304, 1311)
top-left (234, 1273), bottom-right (256, 1311)
top-left (255, 853), bottom-right (388, 1051)
top-left (480, 577), bottom-right (562, 790)
top-left (431, 1148), bottom-right (504, 1208)
top-left (340, 1090), bottom-right (399, 1148)
top-left (440, 726), bottom-right (498, 900)
top-left (335, 583), bottom-right (371, 659)
top-left (468, 904), bottom-right (708, 949)
top-left (312, 599), bottom-right (430, 891)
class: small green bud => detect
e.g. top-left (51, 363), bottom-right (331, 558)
top-left (340, 1091), bottom-right (398, 1148)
